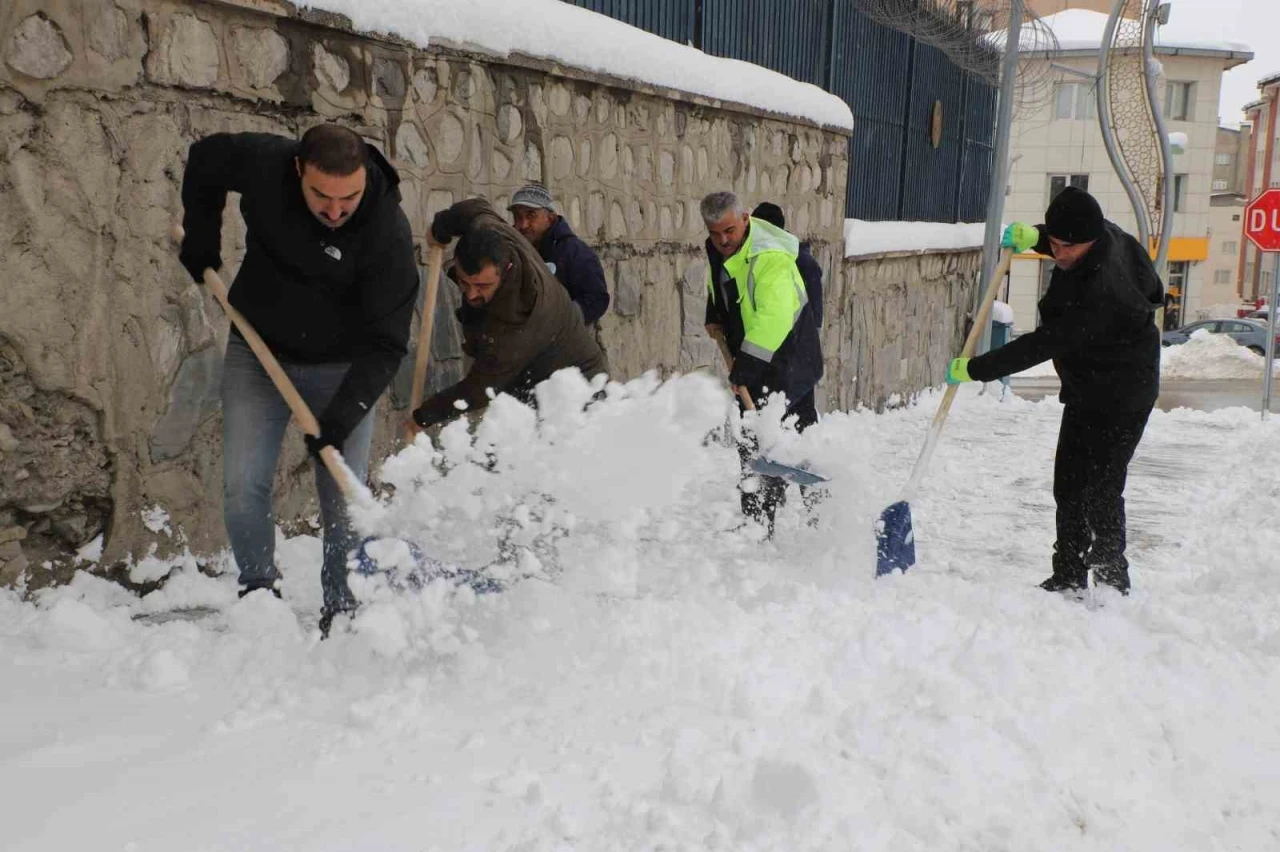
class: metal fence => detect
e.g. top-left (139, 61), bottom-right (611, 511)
top-left (565, 0), bottom-right (996, 223)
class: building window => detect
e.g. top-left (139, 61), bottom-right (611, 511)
top-left (1165, 82), bottom-right (1194, 121)
top-left (1215, 269), bottom-right (1232, 285)
top-left (1212, 179), bottom-right (1229, 191)
top-left (1215, 153), bottom-right (1233, 166)
top-left (1048, 173), bottom-right (1090, 203)
top-left (1054, 82), bottom-right (1096, 120)
top-left (1165, 261), bottom-right (1190, 330)
top-left (1173, 174), bottom-right (1188, 212)
top-left (1222, 241), bottom-right (1238, 255)
top-left (1233, 213), bottom-right (1241, 221)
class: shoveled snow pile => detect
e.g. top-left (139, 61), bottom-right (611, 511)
top-left (1013, 329), bottom-right (1277, 380)
top-left (294, 0), bottom-right (854, 130)
top-left (1162, 328), bottom-right (1276, 379)
top-left (3, 373), bottom-right (1280, 851)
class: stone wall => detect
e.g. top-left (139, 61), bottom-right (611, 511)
top-left (0, 0), bottom-right (851, 584)
top-left (829, 249), bottom-right (983, 411)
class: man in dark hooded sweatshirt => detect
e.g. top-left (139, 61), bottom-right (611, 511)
top-left (945, 187), bottom-right (1164, 595)
top-left (178, 124), bottom-right (417, 634)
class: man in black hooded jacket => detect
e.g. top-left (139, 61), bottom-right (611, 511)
top-left (945, 187), bottom-right (1164, 595)
top-left (178, 124), bottom-right (417, 630)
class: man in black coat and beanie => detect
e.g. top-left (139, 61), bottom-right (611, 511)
top-left (945, 187), bottom-right (1164, 596)
top-left (179, 124), bottom-right (417, 633)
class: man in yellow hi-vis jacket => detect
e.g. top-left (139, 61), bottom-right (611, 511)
top-left (702, 191), bottom-right (823, 535)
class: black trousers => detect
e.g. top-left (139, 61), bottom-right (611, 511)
top-left (1051, 405), bottom-right (1151, 588)
top-left (739, 390), bottom-right (819, 532)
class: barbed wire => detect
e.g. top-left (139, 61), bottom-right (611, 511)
top-left (852, 0), bottom-right (1063, 117)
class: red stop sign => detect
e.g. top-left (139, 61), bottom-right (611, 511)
top-left (1244, 189), bottom-right (1280, 252)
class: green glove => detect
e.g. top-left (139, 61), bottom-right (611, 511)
top-left (1001, 222), bottom-right (1039, 253)
top-left (945, 357), bottom-right (972, 386)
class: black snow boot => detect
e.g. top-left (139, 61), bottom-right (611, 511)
top-left (318, 603), bottom-right (358, 639)
top-left (1039, 573), bottom-right (1087, 594)
top-left (1091, 562), bottom-right (1131, 596)
top-left (1042, 546), bottom-right (1088, 594)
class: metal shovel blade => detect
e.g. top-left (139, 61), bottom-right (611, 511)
top-left (749, 456), bottom-right (830, 487)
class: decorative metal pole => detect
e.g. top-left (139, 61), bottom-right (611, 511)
top-left (1142, 1), bottom-right (1175, 280)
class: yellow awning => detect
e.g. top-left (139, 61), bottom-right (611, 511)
top-left (1160, 237), bottom-right (1209, 262)
top-left (1011, 237), bottom-right (1210, 263)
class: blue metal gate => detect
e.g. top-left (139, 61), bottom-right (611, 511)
top-left (563, 0), bottom-right (997, 223)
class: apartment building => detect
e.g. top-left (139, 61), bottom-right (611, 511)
top-left (1200, 126), bottom-right (1249, 320)
top-left (995, 9), bottom-right (1251, 332)
top-left (1241, 73), bottom-right (1280, 305)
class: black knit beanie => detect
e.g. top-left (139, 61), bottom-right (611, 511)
top-left (751, 202), bottom-right (786, 229)
top-left (1045, 186), bottom-right (1104, 244)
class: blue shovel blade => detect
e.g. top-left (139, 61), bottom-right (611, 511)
top-left (875, 500), bottom-right (916, 576)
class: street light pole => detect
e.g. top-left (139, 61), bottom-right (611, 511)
top-left (1263, 251), bottom-right (1279, 421)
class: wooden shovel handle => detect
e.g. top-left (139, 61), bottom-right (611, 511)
top-left (900, 247), bottom-right (1014, 500)
top-left (709, 327), bottom-right (756, 411)
top-left (404, 243), bottom-right (444, 443)
top-left (170, 224), bottom-right (362, 499)
top-left (927, 247), bottom-right (1014, 432)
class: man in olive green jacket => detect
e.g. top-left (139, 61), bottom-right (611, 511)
top-left (411, 198), bottom-right (609, 429)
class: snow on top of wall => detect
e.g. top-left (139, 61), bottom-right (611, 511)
top-left (844, 219), bottom-right (986, 258)
top-left (295, 0), bottom-right (854, 131)
top-left (989, 9), bottom-right (1251, 55)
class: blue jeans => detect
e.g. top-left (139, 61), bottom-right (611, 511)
top-left (220, 334), bottom-right (375, 611)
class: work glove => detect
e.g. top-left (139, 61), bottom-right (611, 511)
top-left (430, 206), bottom-right (466, 245)
top-left (303, 420), bottom-right (348, 459)
top-left (945, 357), bottom-right (973, 386)
top-left (728, 350), bottom-right (769, 393)
top-left (1001, 222), bottom-right (1040, 254)
top-left (178, 232), bottom-right (221, 284)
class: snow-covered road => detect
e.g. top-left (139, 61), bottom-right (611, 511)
top-left (4, 374), bottom-right (1279, 851)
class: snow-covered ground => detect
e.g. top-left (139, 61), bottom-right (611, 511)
top-left (4, 372), bottom-right (1280, 851)
top-left (1016, 328), bottom-right (1280, 380)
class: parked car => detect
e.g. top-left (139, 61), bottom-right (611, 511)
top-left (1162, 318), bottom-right (1278, 355)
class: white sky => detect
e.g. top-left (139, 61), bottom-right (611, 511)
top-left (1165, 0), bottom-right (1279, 127)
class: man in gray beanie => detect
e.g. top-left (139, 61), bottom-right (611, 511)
top-left (944, 187), bottom-right (1165, 597)
top-left (508, 183), bottom-right (610, 325)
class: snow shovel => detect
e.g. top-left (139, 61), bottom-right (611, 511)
top-left (711, 331), bottom-right (830, 488)
top-left (402, 242), bottom-right (444, 444)
top-left (874, 247), bottom-right (1013, 576)
top-left (170, 225), bottom-right (488, 592)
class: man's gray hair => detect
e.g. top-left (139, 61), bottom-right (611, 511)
top-left (700, 191), bottom-right (743, 224)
